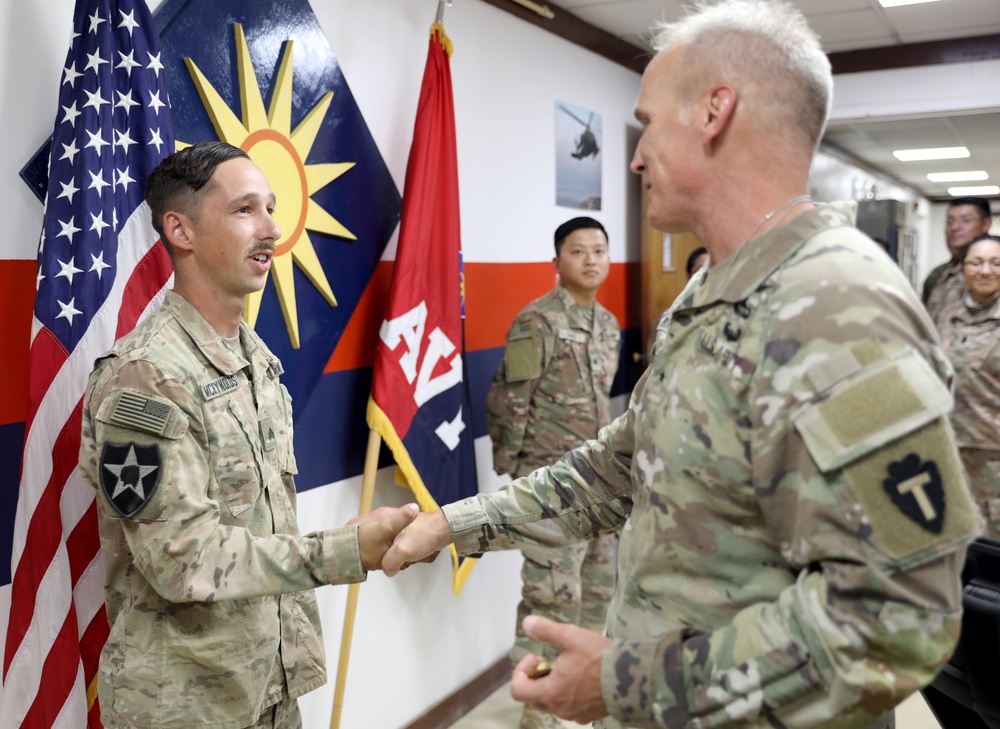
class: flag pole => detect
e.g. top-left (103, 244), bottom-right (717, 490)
top-left (435, 0), bottom-right (451, 24)
top-left (329, 427), bottom-right (382, 729)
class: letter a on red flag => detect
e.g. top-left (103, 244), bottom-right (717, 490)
top-left (367, 23), bottom-right (477, 594)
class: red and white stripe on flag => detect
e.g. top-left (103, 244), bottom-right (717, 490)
top-left (2, 0), bottom-right (174, 726)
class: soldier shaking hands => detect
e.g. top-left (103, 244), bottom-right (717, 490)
top-left (383, 2), bottom-right (980, 728)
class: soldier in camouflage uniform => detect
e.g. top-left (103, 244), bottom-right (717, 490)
top-left (384, 3), bottom-right (981, 728)
top-left (79, 142), bottom-right (416, 729)
top-left (938, 235), bottom-right (1000, 538)
top-left (922, 197), bottom-right (993, 326)
top-left (487, 217), bottom-right (622, 729)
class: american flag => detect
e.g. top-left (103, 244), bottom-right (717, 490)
top-left (2, 0), bottom-right (174, 726)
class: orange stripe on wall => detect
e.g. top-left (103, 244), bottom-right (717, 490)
top-left (3, 259), bottom-right (639, 406)
top-left (466, 262), bottom-right (637, 351)
top-left (1, 260), bottom-right (37, 425)
top-left (324, 261), bottom-right (394, 373)
top-left (325, 261), bottom-right (638, 373)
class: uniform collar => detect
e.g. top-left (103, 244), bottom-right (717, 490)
top-left (961, 291), bottom-right (1000, 321)
top-left (689, 205), bottom-right (855, 307)
top-left (162, 291), bottom-right (256, 375)
top-left (555, 284), bottom-right (596, 331)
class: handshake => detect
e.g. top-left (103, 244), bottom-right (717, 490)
top-left (348, 503), bottom-right (451, 575)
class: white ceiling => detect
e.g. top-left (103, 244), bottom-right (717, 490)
top-left (550, 0), bottom-right (1000, 201)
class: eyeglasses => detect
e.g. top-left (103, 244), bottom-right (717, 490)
top-left (963, 259), bottom-right (1000, 271)
top-left (947, 215), bottom-right (986, 227)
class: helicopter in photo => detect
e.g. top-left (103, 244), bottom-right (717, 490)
top-left (558, 103), bottom-right (600, 160)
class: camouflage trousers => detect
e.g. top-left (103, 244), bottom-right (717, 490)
top-left (959, 447), bottom-right (1000, 538)
top-left (511, 533), bottom-right (619, 665)
top-left (245, 694), bottom-right (302, 729)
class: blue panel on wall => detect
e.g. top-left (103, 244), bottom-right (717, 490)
top-left (0, 422), bottom-right (26, 586)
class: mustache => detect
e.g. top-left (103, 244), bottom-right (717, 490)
top-left (248, 243), bottom-right (276, 256)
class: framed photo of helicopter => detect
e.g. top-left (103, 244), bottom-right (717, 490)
top-left (555, 100), bottom-right (602, 210)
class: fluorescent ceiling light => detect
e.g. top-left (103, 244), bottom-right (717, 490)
top-left (948, 185), bottom-right (1000, 196)
top-left (927, 171), bottom-right (989, 183)
top-left (879, 0), bottom-right (942, 6)
top-left (893, 147), bottom-right (969, 161)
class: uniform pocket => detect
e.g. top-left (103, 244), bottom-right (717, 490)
top-left (205, 395), bottom-right (262, 519)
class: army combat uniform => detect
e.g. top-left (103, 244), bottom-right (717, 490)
top-left (79, 292), bottom-right (368, 729)
top-left (445, 207), bottom-right (980, 728)
top-left (487, 285), bottom-right (621, 666)
top-left (922, 259), bottom-right (965, 327)
top-left (938, 293), bottom-right (1000, 536)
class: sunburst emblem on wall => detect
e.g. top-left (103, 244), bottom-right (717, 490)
top-left (181, 23), bottom-right (355, 348)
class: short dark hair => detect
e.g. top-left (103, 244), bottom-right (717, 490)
top-left (554, 217), bottom-right (607, 256)
top-left (145, 141), bottom-right (250, 242)
top-left (948, 197), bottom-right (992, 220)
top-left (964, 234), bottom-right (1000, 259)
top-left (686, 246), bottom-right (708, 276)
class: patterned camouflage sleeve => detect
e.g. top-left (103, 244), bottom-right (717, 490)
top-left (80, 359), bottom-right (366, 602)
top-left (486, 311), bottom-right (552, 475)
top-left (447, 371), bottom-right (640, 554)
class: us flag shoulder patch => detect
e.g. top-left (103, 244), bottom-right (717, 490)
top-left (109, 391), bottom-right (174, 436)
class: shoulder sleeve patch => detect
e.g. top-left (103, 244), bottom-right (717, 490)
top-left (794, 347), bottom-right (979, 563)
top-left (101, 389), bottom-right (185, 439)
top-left (504, 320), bottom-right (542, 382)
top-left (841, 420), bottom-right (979, 563)
top-left (99, 442), bottom-right (162, 519)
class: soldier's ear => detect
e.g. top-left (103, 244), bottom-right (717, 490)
top-left (702, 83), bottom-right (736, 153)
top-left (164, 211), bottom-right (194, 252)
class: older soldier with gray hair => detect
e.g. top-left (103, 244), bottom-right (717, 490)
top-left (384, 2), bottom-right (980, 728)
top-left (79, 141), bottom-right (418, 729)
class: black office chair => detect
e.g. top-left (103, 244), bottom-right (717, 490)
top-left (924, 537), bottom-right (1000, 729)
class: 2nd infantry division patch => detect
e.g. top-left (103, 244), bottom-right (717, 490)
top-left (100, 442), bottom-right (162, 518)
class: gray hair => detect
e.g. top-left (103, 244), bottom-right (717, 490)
top-left (650, 0), bottom-right (832, 151)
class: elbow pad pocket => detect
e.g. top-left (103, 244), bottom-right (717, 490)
top-left (872, 600), bottom-right (962, 690)
top-left (793, 346), bottom-right (980, 566)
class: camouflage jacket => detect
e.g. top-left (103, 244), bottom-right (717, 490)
top-left (487, 285), bottom-right (621, 477)
top-left (443, 207), bottom-right (980, 728)
top-left (923, 259), bottom-right (965, 327)
top-left (938, 293), bottom-right (1000, 451)
top-left (79, 291), bottom-right (366, 729)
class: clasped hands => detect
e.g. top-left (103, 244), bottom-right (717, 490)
top-left (351, 507), bottom-right (610, 723)
top-left (350, 505), bottom-right (449, 573)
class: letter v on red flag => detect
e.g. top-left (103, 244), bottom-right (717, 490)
top-left (367, 23), bottom-right (478, 594)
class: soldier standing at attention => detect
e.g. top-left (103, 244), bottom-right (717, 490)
top-left (487, 216), bottom-right (621, 729)
top-left (922, 196), bottom-right (993, 325)
top-left (79, 142), bottom-right (417, 729)
top-left (384, 2), bottom-right (981, 728)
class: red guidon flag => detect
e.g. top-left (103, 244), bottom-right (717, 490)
top-left (367, 22), bottom-right (477, 594)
